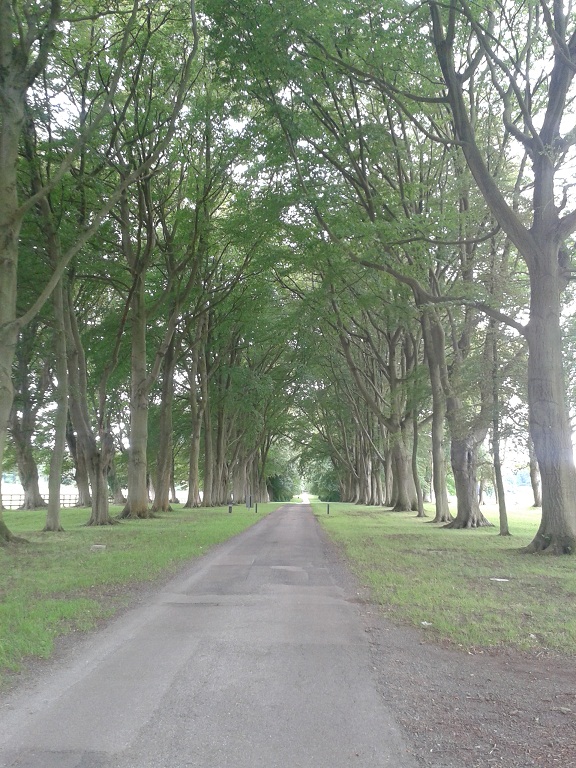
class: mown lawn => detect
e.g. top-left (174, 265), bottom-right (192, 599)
top-left (0, 502), bottom-right (279, 686)
top-left (313, 501), bottom-right (576, 655)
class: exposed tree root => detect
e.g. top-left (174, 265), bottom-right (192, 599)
top-left (428, 513), bottom-right (453, 524)
top-left (151, 504), bottom-right (173, 514)
top-left (116, 508), bottom-right (157, 520)
top-left (0, 519), bottom-right (28, 544)
top-left (443, 517), bottom-right (494, 529)
top-left (85, 517), bottom-right (119, 527)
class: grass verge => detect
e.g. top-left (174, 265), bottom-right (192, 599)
top-left (0, 502), bottom-right (280, 686)
top-left (313, 501), bottom-right (576, 655)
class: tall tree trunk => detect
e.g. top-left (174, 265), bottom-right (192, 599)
top-left (493, 427), bottom-right (509, 537)
top-left (122, 273), bottom-right (152, 519)
top-left (185, 413), bottom-right (203, 507)
top-left (412, 411), bottom-right (425, 517)
top-left (86, 430), bottom-right (116, 527)
top-left (184, 320), bottom-right (206, 508)
top-left (64, 289), bottom-right (116, 526)
top-left (10, 408), bottom-right (46, 509)
top-left (213, 405), bottom-right (229, 506)
top-left (446, 434), bottom-right (493, 529)
top-left (0, 55), bottom-right (25, 543)
top-left (523, 268), bottom-right (576, 553)
top-left (491, 325), bottom-right (510, 537)
top-left (232, 456), bottom-right (248, 505)
top-left (528, 437), bottom-right (542, 508)
top-left (45, 279), bottom-right (67, 532)
top-left (152, 338), bottom-right (176, 513)
top-left (170, 470), bottom-right (179, 504)
top-left (66, 415), bottom-right (92, 506)
top-left (390, 431), bottom-right (414, 511)
top-left (108, 456), bottom-right (126, 505)
top-left (202, 400), bottom-right (214, 507)
top-left (421, 310), bottom-right (452, 522)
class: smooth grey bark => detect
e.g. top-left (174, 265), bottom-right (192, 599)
top-left (119, 191), bottom-right (154, 520)
top-left (9, 333), bottom-right (47, 510)
top-left (202, 394), bottom-right (214, 507)
top-left (66, 414), bottom-right (92, 507)
top-left (45, 279), bottom-right (67, 532)
top-left (491, 324), bottom-right (510, 536)
top-left (412, 411), bottom-right (425, 517)
top-left (64, 288), bottom-right (116, 526)
top-left (447, 433), bottom-right (493, 528)
top-left (421, 310), bottom-right (452, 522)
top-left (10, 404), bottom-right (46, 510)
top-left (21, 111), bottom-right (67, 531)
top-left (152, 338), bottom-right (176, 513)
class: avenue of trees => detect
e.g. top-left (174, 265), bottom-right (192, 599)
top-left (2, 0), bottom-right (576, 555)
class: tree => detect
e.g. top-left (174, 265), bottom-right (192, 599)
top-left (423, 0), bottom-right (576, 551)
top-left (0, 0), bottom-right (199, 539)
top-left (206, 0), bottom-right (576, 549)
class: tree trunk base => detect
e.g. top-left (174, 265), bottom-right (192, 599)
top-left (151, 504), bottom-right (173, 514)
top-left (117, 507), bottom-right (156, 520)
top-left (443, 516), bottom-right (494, 529)
top-left (85, 516), bottom-right (119, 526)
top-left (18, 501), bottom-right (48, 510)
top-left (520, 532), bottom-right (575, 555)
top-left (428, 513), bottom-right (454, 524)
top-left (43, 525), bottom-right (65, 532)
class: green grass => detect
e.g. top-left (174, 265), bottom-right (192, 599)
top-left (313, 501), bottom-right (576, 655)
top-left (0, 502), bottom-right (281, 685)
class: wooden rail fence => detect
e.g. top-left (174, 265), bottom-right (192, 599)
top-left (1, 494), bottom-right (80, 510)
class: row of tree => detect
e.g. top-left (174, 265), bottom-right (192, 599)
top-left (1, 0), bottom-right (576, 555)
top-left (205, 0), bottom-right (576, 553)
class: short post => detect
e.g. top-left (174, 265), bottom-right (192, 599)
top-left (327, 503), bottom-right (330, 515)
top-left (228, 504), bottom-right (232, 514)
top-left (255, 502), bottom-right (258, 514)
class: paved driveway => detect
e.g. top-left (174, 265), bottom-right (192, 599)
top-left (0, 505), bottom-right (417, 768)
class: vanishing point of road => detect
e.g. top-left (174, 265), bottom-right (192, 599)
top-left (0, 505), bottom-right (417, 768)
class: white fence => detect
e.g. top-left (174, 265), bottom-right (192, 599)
top-left (2, 494), bottom-right (80, 510)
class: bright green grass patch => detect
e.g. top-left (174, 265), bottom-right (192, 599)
top-left (0, 502), bottom-right (280, 685)
top-left (313, 501), bottom-right (576, 655)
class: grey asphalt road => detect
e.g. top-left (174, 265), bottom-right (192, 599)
top-left (0, 505), bottom-right (417, 768)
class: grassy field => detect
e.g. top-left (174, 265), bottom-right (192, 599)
top-left (313, 501), bottom-right (576, 655)
top-left (0, 502), bottom-right (280, 686)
